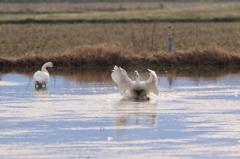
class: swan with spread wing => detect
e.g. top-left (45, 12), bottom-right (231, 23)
top-left (111, 66), bottom-right (159, 100)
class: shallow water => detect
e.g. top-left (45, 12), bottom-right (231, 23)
top-left (0, 71), bottom-right (240, 159)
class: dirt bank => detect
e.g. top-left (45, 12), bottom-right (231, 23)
top-left (1, 45), bottom-right (240, 71)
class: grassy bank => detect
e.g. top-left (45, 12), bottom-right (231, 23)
top-left (1, 44), bottom-right (240, 71)
top-left (1, 22), bottom-right (240, 58)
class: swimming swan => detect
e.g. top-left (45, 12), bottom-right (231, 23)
top-left (111, 66), bottom-right (159, 100)
top-left (33, 62), bottom-right (53, 87)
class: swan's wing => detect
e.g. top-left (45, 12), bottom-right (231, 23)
top-left (111, 66), bottom-right (133, 95)
top-left (145, 69), bottom-right (159, 95)
top-left (33, 71), bottom-right (49, 84)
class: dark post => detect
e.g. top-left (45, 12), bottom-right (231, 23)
top-left (167, 26), bottom-right (174, 52)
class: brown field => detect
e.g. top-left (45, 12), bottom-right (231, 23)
top-left (1, 2), bottom-right (239, 13)
top-left (0, 22), bottom-right (240, 70)
top-left (1, 2), bottom-right (176, 12)
top-left (0, 22), bottom-right (240, 58)
top-left (1, 2), bottom-right (240, 70)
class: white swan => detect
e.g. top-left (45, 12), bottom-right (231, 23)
top-left (111, 66), bottom-right (159, 100)
top-left (33, 62), bottom-right (53, 87)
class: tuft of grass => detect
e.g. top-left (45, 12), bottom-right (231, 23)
top-left (1, 44), bottom-right (240, 70)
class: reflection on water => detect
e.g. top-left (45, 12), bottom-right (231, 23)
top-left (34, 86), bottom-right (49, 92)
top-left (0, 69), bottom-right (240, 159)
top-left (114, 100), bottom-right (158, 136)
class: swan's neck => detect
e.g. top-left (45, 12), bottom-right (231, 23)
top-left (41, 64), bottom-right (49, 73)
top-left (135, 72), bottom-right (140, 84)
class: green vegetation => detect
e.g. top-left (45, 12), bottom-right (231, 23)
top-left (1, 0), bottom-right (240, 3)
top-left (0, 2), bottom-right (240, 23)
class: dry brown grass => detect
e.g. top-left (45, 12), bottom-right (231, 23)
top-left (1, 22), bottom-right (240, 59)
top-left (1, 3), bottom-right (240, 71)
top-left (1, 44), bottom-right (240, 71)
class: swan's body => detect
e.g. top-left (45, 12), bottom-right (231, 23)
top-left (33, 62), bottom-right (53, 87)
top-left (111, 66), bottom-right (159, 100)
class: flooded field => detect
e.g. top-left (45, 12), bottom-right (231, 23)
top-left (0, 70), bottom-right (240, 159)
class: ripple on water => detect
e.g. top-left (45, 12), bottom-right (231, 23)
top-left (0, 72), bottom-right (240, 159)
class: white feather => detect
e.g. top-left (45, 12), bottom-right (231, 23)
top-left (111, 66), bottom-right (159, 100)
top-left (33, 71), bottom-right (49, 85)
top-left (145, 69), bottom-right (159, 95)
top-left (33, 62), bottom-right (53, 87)
top-left (111, 66), bottom-right (133, 95)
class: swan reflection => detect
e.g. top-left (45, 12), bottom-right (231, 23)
top-left (114, 99), bottom-right (158, 135)
top-left (34, 87), bottom-right (49, 95)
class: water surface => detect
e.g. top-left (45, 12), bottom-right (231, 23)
top-left (0, 70), bottom-right (240, 159)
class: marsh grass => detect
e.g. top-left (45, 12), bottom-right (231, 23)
top-left (1, 44), bottom-right (240, 70)
top-left (0, 22), bottom-right (240, 59)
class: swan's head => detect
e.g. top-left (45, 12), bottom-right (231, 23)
top-left (46, 62), bottom-right (53, 68)
top-left (134, 70), bottom-right (139, 76)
